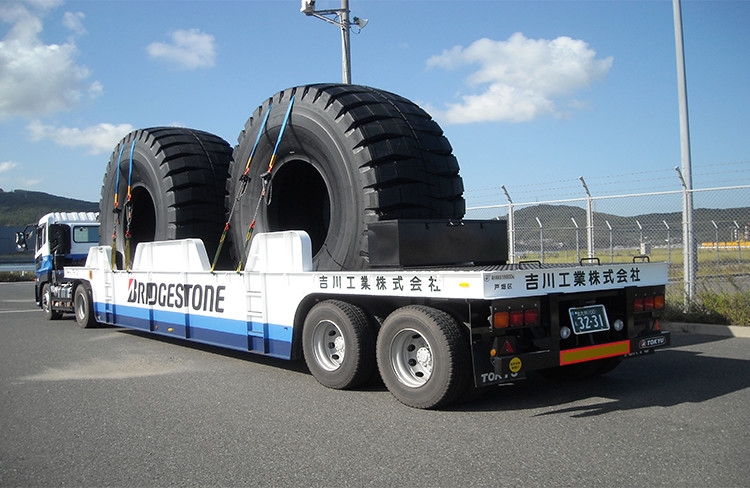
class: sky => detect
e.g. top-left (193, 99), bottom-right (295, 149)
top-left (0, 0), bottom-right (748, 209)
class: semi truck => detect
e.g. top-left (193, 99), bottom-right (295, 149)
top-left (34, 84), bottom-right (671, 408)
top-left (15, 212), bottom-right (100, 320)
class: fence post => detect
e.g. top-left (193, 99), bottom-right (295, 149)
top-left (571, 217), bottom-right (581, 263)
top-left (501, 185), bottom-right (515, 264)
top-left (711, 220), bottom-right (719, 266)
top-left (664, 220), bottom-right (672, 264)
top-left (636, 220), bottom-right (644, 254)
top-left (606, 220), bottom-right (614, 263)
top-left (734, 221), bottom-right (742, 264)
top-left (536, 216), bottom-right (544, 264)
top-left (579, 176), bottom-right (594, 258)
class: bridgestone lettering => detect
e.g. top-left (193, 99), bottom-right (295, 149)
top-left (127, 280), bottom-right (226, 313)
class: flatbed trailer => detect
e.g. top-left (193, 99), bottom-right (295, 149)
top-left (65, 230), bottom-right (670, 408)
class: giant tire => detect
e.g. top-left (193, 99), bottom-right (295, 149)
top-left (99, 128), bottom-right (233, 269)
top-left (228, 84), bottom-right (465, 271)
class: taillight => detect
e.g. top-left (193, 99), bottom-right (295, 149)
top-left (524, 308), bottom-right (539, 326)
top-left (493, 306), bottom-right (539, 329)
top-left (493, 311), bottom-right (510, 328)
top-left (510, 310), bottom-right (524, 327)
top-left (634, 293), bottom-right (665, 312)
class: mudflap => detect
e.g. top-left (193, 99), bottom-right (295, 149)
top-left (471, 340), bottom-right (554, 388)
top-left (626, 331), bottom-right (671, 358)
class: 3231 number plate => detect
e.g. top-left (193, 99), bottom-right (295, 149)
top-left (568, 304), bottom-right (610, 335)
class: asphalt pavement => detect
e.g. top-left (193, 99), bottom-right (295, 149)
top-left (1, 281), bottom-right (749, 487)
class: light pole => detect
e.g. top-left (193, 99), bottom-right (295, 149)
top-left (673, 0), bottom-right (696, 306)
top-left (301, 0), bottom-right (368, 84)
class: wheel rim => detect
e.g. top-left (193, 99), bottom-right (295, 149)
top-left (74, 293), bottom-right (85, 321)
top-left (389, 328), bottom-right (433, 388)
top-left (43, 287), bottom-right (51, 313)
top-left (311, 319), bottom-right (345, 371)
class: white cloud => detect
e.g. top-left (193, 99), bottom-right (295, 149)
top-left (27, 120), bottom-right (135, 155)
top-left (147, 29), bottom-right (216, 70)
top-left (0, 161), bottom-right (20, 174)
top-left (62, 11), bottom-right (86, 36)
top-left (0, 1), bottom-right (100, 120)
top-left (426, 33), bottom-right (613, 124)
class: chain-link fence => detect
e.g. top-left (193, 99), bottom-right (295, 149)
top-left (466, 175), bottom-right (750, 303)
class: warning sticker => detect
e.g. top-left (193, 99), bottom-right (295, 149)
top-left (509, 357), bottom-right (522, 374)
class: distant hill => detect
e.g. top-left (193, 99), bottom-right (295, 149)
top-left (0, 189), bottom-right (98, 226)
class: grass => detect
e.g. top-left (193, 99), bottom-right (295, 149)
top-left (0, 271), bottom-right (34, 282)
top-left (665, 277), bottom-right (750, 326)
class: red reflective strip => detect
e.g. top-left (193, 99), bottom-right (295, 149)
top-left (559, 340), bottom-right (630, 366)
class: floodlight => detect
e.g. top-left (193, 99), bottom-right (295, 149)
top-left (353, 16), bottom-right (368, 30)
top-left (301, 0), bottom-right (316, 14)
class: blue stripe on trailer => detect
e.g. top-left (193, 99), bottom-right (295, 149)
top-left (94, 302), bottom-right (293, 359)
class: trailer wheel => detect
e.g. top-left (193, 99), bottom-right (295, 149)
top-left (74, 285), bottom-right (97, 329)
top-left (41, 283), bottom-right (62, 320)
top-left (228, 84), bottom-right (465, 271)
top-left (99, 127), bottom-right (233, 269)
top-left (303, 300), bottom-right (377, 389)
top-left (376, 305), bottom-right (470, 409)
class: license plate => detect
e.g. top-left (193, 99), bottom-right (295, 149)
top-left (568, 304), bottom-right (610, 335)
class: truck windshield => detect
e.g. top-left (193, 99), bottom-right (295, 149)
top-left (73, 225), bottom-right (99, 243)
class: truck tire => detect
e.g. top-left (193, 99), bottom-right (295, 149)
top-left (99, 127), bottom-right (233, 269)
top-left (41, 283), bottom-right (62, 320)
top-left (228, 84), bottom-right (465, 271)
top-left (302, 300), bottom-right (377, 389)
top-left (376, 305), bottom-right (470, 409)
top-left (74, 285), bottom-right (97, 328)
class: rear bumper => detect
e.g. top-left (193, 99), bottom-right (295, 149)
top-left (473, 331), bottom-right (671, 387)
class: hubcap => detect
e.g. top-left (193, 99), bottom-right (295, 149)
top-left (75, 294), bottom-right (85, 320)
top-left (390, 329), bottom-right (433, 388)
top-left (311, 319), bottom-right (345, 371)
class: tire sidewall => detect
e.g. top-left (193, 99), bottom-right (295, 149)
top-left (377, 307), bottom-right (457, 409)
top-left (99, 133), bottom-right (169, 261)
top-left (74, 285), bottom-right (94, 328)
top-left (302, 301), bottom-right (366, 389)
top-left (41, 282), bottom-right (55, 320)
top-left (234, 101), bottom-right (365, 271)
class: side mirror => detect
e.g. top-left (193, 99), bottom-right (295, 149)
top-left (15, 225), bottom-right (34, 252)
